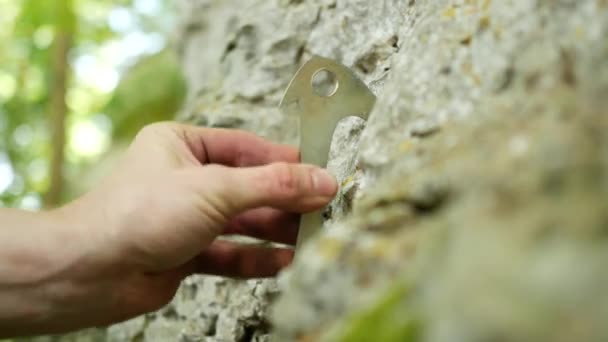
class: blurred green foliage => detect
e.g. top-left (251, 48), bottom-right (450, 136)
top-left (339, 284), bottom-right (421, 342)
top-left (106, 49), bottom-right (186, 140)
top-left (0, 0), bottom-right (186, 208)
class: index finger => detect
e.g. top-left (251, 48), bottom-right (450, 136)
top-left (177, 124), bottom-right (300, 166)
top-left (223, 208), bottom-right (300, 245)
top-left (188, 240), bottom-right (294, 278)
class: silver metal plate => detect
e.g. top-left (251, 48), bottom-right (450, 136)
top-left (279, 56), bottom-right (376, 250)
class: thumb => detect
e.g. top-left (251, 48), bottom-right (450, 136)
top-left (191, 162), bottom-right (338, 217)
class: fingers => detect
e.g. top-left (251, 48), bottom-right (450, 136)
top-left (176, 124), bottom-right (299, 166)
top-left (188, 240), bottom-right (294, 278)
top-left (194, 162), bottom-right (338, 216)
top-left (224, 208), bottom-right (299, 245)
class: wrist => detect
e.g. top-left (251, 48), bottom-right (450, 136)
top-left (0, 208), bottom-right (93, 337)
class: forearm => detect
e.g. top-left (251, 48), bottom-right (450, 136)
top-left (0, 123), bottom-right (338, 337)
top-left (0, 208), bottom-right (86, 337)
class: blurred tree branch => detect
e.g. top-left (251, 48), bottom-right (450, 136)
top-left (1, 0), bottom-right (180, 208)
top-left (45, 0), bottom-right (76, 207)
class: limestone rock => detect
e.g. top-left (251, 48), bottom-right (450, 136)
top-left (109, 0), bottom-right (608, 341)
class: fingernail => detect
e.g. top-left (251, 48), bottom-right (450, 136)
top-left (311, 168), bottom-right (338, 197)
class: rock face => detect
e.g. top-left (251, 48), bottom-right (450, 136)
top-left (105, 0), bottom-right (608, 341)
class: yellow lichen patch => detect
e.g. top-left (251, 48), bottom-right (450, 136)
top-left (479, 16), bottom-right (491, 30)
top-left (462, 62), bottom-right (482, 86)
top-left (398, 139), bottom-right (414, 153)
top-left (493, 25), bottom-right (504, 39)
top-left (575, 26), bottom-right (586, 39)
top-left (482, 0), bottom-right (492, 11)
top-left (442, 6), bottom-right (456, 19)
top-left (317, 237), bottom-right (345, 261)
top-left (341, 174), bottom-right (355, 187)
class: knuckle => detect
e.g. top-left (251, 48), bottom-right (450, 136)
top-left (266, 162), bottom-right (301, 199)
top-left (138, 122), bottom-right (168, 135)
top-left (135, 122), bottom-right (178, 141)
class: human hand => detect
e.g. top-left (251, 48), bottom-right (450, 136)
top-left (2, 122), bottom-right (337, 336)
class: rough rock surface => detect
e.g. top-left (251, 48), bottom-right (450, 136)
top-left (43, 0), bottom-right (608, 341)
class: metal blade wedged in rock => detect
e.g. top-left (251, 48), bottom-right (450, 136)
top-left (279, 56), bottom-right (376, 250)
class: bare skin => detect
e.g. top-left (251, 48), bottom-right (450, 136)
top-left (0, 122), bottom-right (338, 337)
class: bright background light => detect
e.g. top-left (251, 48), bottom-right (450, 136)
top-left (0, 0), bottom-right (176, 209)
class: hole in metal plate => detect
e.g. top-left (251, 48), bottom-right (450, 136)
top-left (311, 69), bottom-right (339, 97)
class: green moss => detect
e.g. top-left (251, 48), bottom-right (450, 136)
top-left (338, 284), bottom-right (421, 342)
